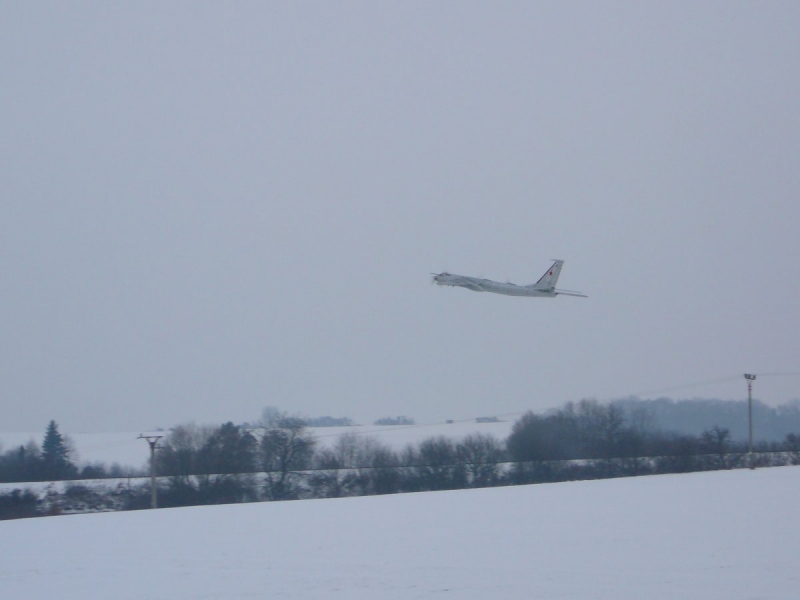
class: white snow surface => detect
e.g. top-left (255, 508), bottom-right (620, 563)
top-left (2, 466), bottom-right (797, 599)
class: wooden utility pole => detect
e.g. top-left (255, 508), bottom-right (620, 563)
top-left (138, 435), bottom-right (163, 508)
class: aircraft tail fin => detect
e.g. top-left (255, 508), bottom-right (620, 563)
top-left (529, 260), bottom-right (564, 290)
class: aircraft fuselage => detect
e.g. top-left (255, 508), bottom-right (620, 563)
top-left (431, 260), bottom-right (587, 298)
top-left (432, 273), bottom-right (558, 297)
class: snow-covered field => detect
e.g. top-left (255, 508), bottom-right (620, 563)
top-left (0, 421), bottom-right (515, 470)
top-left (2, 466), bottom-right (797, 599)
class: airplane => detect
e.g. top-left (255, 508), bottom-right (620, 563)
top-left (431, 259), bottom-right (587, 298)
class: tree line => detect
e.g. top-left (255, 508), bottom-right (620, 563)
top-left (0, 420), bottom-right (134, 484)
top-left (613, 397), bottom-right (800, 441)
top-left (2, 402), bottom-right (800, 519)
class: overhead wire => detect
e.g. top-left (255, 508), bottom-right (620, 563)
top-left (622, 375), bottom-right (745, 399)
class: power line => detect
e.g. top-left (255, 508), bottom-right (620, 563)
top-left (756, 372), bottom-right (800, 377)
top-left (624, 375), bottom-right (744, 399)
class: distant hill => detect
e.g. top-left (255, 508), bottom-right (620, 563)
top-left (613, 397), bottom-right (800, 442)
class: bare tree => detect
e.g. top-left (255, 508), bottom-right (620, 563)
top-left (260, 413), bottom-right (316, 500)
top-left (157, 424), bottom-right (213, 505)
top-left (576, 400), bottom-right (626, 459)
top-left (309, 447), bottom-right (347, 498)
top-left (700, 426), bottom-right (733, 469)
top-left (655, 434), bottom-right (701, 473)
top-left (405, 436), bottom-right (467, 491)
top-left (457, 433), bottom-right (504, 487)
top-left (783, 433), bottom-right (800, 465)
top-left (354, 436), bottom-right (401, 495)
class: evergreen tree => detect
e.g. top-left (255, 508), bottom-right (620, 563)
top-left (41, 420), bottom-right (74, 480)
top-left (0, 441), bottom-right (42, 483)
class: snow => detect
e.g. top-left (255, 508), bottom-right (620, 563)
top-left (2, 466), bottom-right (797, 599)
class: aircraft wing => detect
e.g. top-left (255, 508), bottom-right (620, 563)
top-left (449, 276), bottom-right (486, 292)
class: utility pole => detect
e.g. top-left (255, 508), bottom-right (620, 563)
top-left (138, 434), bottom-right (163, 508)
top-left (744, 374), bottom-right (756, 470)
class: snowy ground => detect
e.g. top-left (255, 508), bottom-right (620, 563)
top-left (0, 421), bottom-right (514, 470)
top-left (2, 466), bottom-right (797, 599)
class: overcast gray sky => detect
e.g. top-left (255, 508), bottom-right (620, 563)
top-left (2, 2), bottom-right (799, 432)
